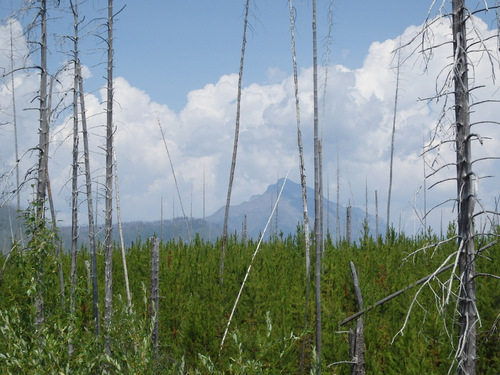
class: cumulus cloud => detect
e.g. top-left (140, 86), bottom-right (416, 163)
top-left (1, 15), bottom-right (500, 236)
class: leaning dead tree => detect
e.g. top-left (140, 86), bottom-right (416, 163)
top-left (75, 42), bottom-right (100, 333)
top-left (220, 0), bottom-right (250, 283)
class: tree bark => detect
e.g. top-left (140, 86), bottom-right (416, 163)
top-left (35, 0), bottom-right (49, 329)
top-left (452, 1), bottom-right (476, 373)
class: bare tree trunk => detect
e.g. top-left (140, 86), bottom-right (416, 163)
top-left (452, 1), bottom-right (476, 373)
top-left (157, 119), bottom-right (191, 242)
top-left (35, 0), bottom-right (49, 329)
top-left (69, 0), bottom-right (80, 355)
top-left (288, 1), bottom-right (312, 372)
top-left (8, 17), bottom-right (22, 242)
top-left (78, 62), bottom-right (99, 335)
top-left (114, 150), bottom-right (132, 316)
top-left (104, 0), bottom-right (114, 352)
top-left (375, 190), bottom-right (379, 240)
top-left (422, 137), bottom-right (428, 232)
top-left (386, 44), bottom-right (401, 237)
top-left (220, 0), bottom-right (250, 283)
top-left (312, 0), bottom-right (322, 372)
top-left (150, 237), bottom-right (160, 359)
top-left (46, 170), bottom-right (65, 309)
top-left (349, 262), bottom-right (365, 375)
top-left (347, 204), bottom-right (351, 245)
top-left (336, 156), bottom-right (340, 242)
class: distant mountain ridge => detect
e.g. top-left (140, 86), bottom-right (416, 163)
top-left (206, 178), bottom-right (379, 242)
top-left (1, 179), bottom-right (382, 252)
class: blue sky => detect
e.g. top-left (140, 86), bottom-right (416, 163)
top-left (1, 1), bottom-right (500, 236)
top-left (112, 0), bottom-right (436, 112)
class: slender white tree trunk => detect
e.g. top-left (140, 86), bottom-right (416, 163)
top-left (386, 45), bottom-right (401, 236)
top-left (312, 1), bottom-right (322, 372)
top-left (220, 0), bottom-right (250, 283)
top-left (104, 0), bottom-right (114, 351)
top-left (114, 150), bottom-right (132, 316)
top-left (150, 237), bottom-right (160, 358)
top-left (69, 0), bottom-right (80, 355)
top-left (288, 1), bottom-right (312, 372)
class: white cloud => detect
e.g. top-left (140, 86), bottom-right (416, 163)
top-left (1, 15), bottom-right (500, 237)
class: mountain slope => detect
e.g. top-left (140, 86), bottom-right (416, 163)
top-left (206, 178), bottom-right (381, 241)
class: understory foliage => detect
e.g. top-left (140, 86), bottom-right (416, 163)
top-left (0, 210), bottom-right (499, 374)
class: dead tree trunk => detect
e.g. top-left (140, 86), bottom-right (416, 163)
top-left (78, 63), bottom-right (99, 335)
top-left (220, 0), bottom-right (250, 283)
top-left (452, 1), bottom-right (476, 373)
top-left (349, 262), bottom-right (365, 375)
top-left (312, 1), bottom-right (322, 372)
top-left (8, 18), bottom-right (22, 242)
top-left (114, 150), bottom-right (133, 316)
top-left (35, 0), bottom-right (49, 329)
top-left (288, 1), bottom-right (312, 372)
top-left (150, 237), bottom-right (160, 358)
top-left (346, 204), bottom-right (352, 244)
top-left (375, 190), bottom-right (379, 240)
top-left (386, 45), bottom-right (401, 237)
top-left (104, 0), bottom-right (114, 351)
top-left (69, 0), bottom-right (80, 355)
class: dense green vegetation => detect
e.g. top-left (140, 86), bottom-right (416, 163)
top-left (0, 211), bottom-right (498, 374)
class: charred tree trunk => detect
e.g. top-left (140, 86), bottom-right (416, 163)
top-left (452, 1), bottom-right (476, 373)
